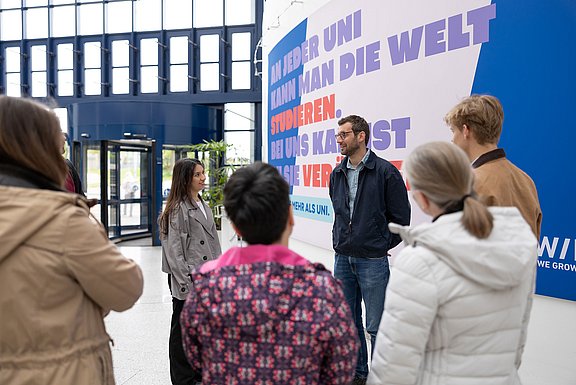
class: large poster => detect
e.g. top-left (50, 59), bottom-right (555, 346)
top-left (265, 0), bottom-right (576, 300)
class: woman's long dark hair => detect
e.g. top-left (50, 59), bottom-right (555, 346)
top-left (158, 158), bottom-right (204, 239)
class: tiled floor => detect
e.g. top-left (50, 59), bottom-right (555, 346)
top-left (107, 245), bottom-right (576, 385)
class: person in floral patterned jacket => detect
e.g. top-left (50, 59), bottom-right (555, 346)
top-left (181, 161), bottom-right (358, 385)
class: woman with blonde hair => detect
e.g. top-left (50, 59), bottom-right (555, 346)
top-left (0, 96), bottom-right (143, 385)
top-left (158, 157), bottom-right (221, 385)
top-left (367, 142), bottom-right (536, 385)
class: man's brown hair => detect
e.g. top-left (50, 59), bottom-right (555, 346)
top-left (444, 94), bottom-right (504, 145)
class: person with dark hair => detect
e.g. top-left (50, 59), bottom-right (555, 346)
top-left (158, 157), bottom-right (221, 385)
top-left (330, 115), bottom-right (411, 384)
top-left (367, 142), bottom-right (537, 385)
top-left (0, 96), bottom-right (143, 385)
top-left (180, 162), bottom-right (359, 385)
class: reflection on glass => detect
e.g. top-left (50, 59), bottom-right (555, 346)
top-left (6, 73), bottom-right (21, 97)
top-left (112, 40), bottom-right (129, 67)
top-left (31, 45), bottom-right (47, 71)
top-left (225, 103), bottom-right (254, 130)
top-left (26, 7), bottom-right (48, 39)
top-left (84, 68), bottom-right (101, 95)
top-left (135, 0), bottom-right (161, 32)
top-left (194, 0), bottom-right (223, 28)
top-left (164, 0), bottom-right (192, 29)
top-left (79, 3), bottom-right (103, 35)
top-left (140, 39), bottom-right (158, 66)
top-left (170, 65), bottom-right (188, 92)
top-left (112, 67), bottom-right (130, 94)
top-left (170, 36), bottom-right (188, 64)
top-left (57, 44), bottom-right (74, 70)
top-left (27, 0), bottom-right (48, 6)
top-left (84, 42), bottom-right (102, 68)
top-left (58, 70), bottom-right (74, 96)
top-left (225, 0), bottom-right (254, 25)
top-left (52, 0), bottom-right (75, 4)
top-left (31, 72), bottom-right (47, 97)
top-left (232, 61), bottom-right (250, 90)
top-left (224, 131), bottom-right (254, 163)
top-left (200, 34), bottom-right (219, 62)
top-left (1, 0), bottom-right (22, 8)
top-left (51, 6), bottom-right (75, 37)
top-left (106, 1), bottom-right (132, 34)
top-left (141, 66), bottom-right (158, 93)
top-left (5, 47), bottom-right (20, 72)
top-left (232, 32), bottom-right (251, 61)
top-left (200, 63), bottom-right (219, 91)
top-left (1, 10), bottom-right (22, 41)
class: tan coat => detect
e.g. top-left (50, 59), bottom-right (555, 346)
top-left (0, 186), bottom-right (144, 385)
top-left (474, 156), bottom-right (542, 239)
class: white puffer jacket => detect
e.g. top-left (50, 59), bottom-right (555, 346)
top-left (367, 207), bottom-right (537, 385)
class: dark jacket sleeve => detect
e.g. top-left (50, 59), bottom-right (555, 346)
top-left (384, 165), bottom-right (411, 249)
top-left (66, 159), bottom-right (86, 197)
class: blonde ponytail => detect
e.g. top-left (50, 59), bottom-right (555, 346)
top-left (404, 142), bottom-right (493, 239)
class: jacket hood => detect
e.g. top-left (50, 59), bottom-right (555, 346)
top-left (390, 207), bottom-right (537, 290)
top-left (192, 245), bottom-right (330, 328)
top-left (0, 185), bottom-right (89, 263)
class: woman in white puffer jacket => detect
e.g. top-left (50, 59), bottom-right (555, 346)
top-left (367, 142), bottom-right (537, 385)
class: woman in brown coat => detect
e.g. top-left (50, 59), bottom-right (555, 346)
top-left (0, 96), bottom-right (144, 385)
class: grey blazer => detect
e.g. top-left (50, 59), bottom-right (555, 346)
top-left (161, 198), bottom-right (222, 300)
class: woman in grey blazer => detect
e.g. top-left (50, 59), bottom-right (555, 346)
top-left (158, 158), bottom-right (222, 385)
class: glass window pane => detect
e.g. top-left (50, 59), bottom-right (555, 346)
top-left (232, 32), bottom-right (251, 61)
top-left (225, 0), bottom-right (254, 25)
top-left (200, 63), bottom-right (219, 91)
top-left (79, 3), bottom-right (103, 35)
top-left (140, 66), bottom-right (158, 93)
top-left (106, 1), bottom-right (132, 34)
top-left (27, 0), bottom-right (48, 6)
top-left (194, 0), bottom-right (222, 28)
top-left (112, 67), bottom-right (130, 94)
top-left (170, 64), bottom-right (188, 92)
top-left (140, 38), bottom-right (158, 66)
top-left (84, 68), bottom-right (101, 95)
top-left (6, 73), bottom-right (21, 97)
top-left (84, 42), bottom-right (101, 68)
top-left (134, 0), bottom-right (161, 32)
top-left (25, 7), bottom-right (48, 39)
top-left (52, 0), bottom-right (75, 4)
top-left (170, 36), bottom-right (188, 64)
top-left (31, 71), bottom-right (47, 97)
top-left (225, 103), bottom-right (254, 130)
top-left (224, 131), bottom-right (254, 163)
top-left (1, 10), bottom-right (22, 41)
top-left (31, 45), bottom-right (46, 71)
top-left (57, 44), bottom-right (73, 70)
top-left (112, 40), bottom-right (129, 67)
top-left (2, 0), bottom-right (21, 8)
top-left (164, 0), bottom-right (191, 29)
top-left (51, 5), bottom-right (75, 37)
top-left (232, 61), bottom-right (250, 90)
top-left (200, 34), bottom-right (219, 63)
top-left (58, 70), bottom-right (74, 96)
top-left (5, 47), bottom-right (21, 72)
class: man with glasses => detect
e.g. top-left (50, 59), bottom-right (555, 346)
top-left (329, 115), bottom-right (410, 385)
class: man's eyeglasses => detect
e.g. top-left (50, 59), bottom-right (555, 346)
top-left (334, 130), bottom-right (355, 140)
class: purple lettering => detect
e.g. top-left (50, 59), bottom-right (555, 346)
top-left (425, 19), bottom-right (446, 57)
top-left (353, 10), bottom-right (362, 39)
top-left (365, 41), bottom-right (380, 73)
top-left (339, 52), bottom-right (355, 81)
top-left (391, 117), bottom-right (410, 148)
top-left (448, 14), bottom-right (470, 51)
top-left (388, 26), bottom-right (423, 65)
top-left (312, 130), bottom-right (325, 155)
top-left (370, 120), bottom-right (391, 151)
top-left (467, 4), bottom-right (496, 44)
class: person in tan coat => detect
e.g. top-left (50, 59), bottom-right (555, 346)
top-left (0, 96), bottom-right (144, 385)
top-left (445, 94), bottom-right (542, 239)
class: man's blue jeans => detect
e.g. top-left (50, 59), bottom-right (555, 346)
top-left (334, 254), bottom-right (390, 378)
